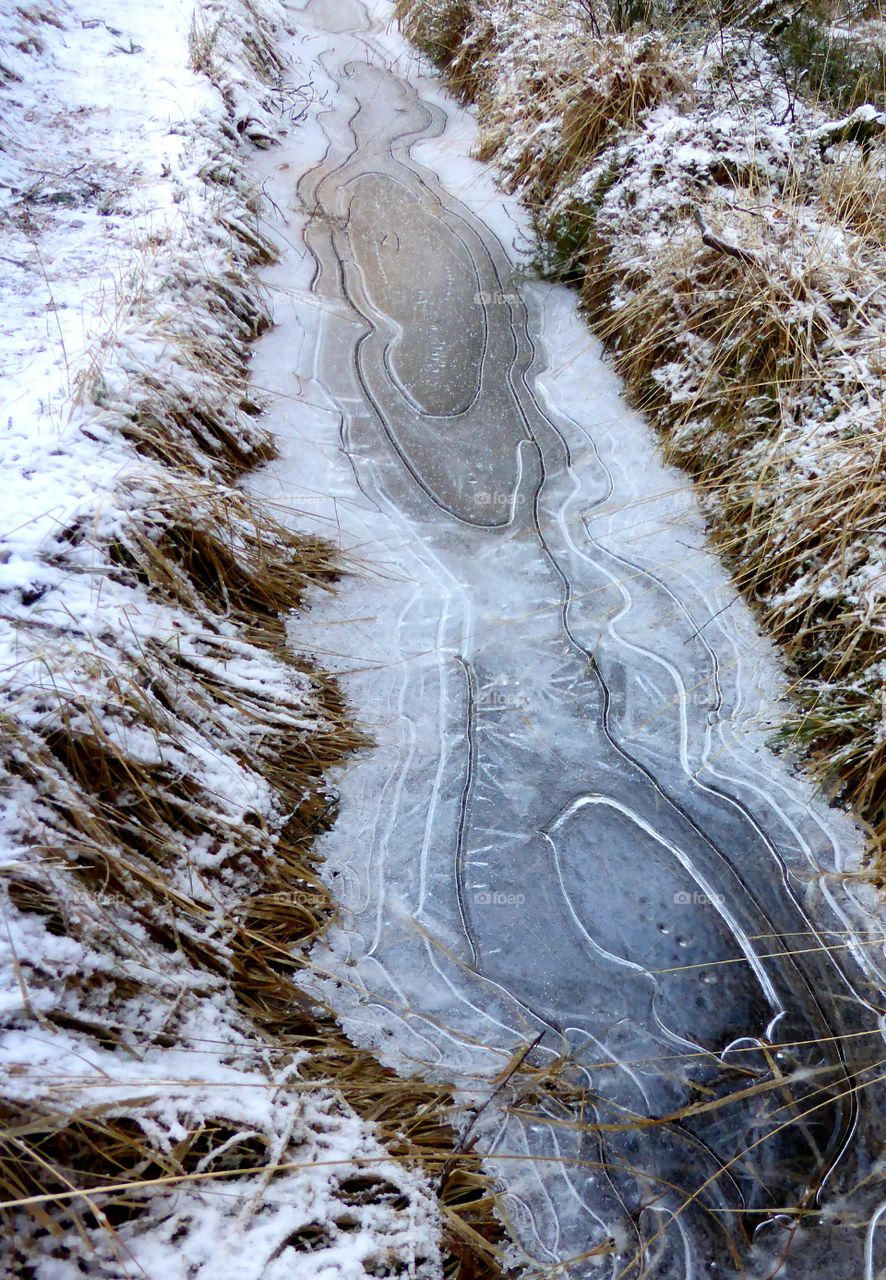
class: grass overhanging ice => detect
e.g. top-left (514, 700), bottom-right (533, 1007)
top-left (0, 2), bottom-right (503, 1275)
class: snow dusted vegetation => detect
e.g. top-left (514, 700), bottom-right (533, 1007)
top-left (245, 1), bottom-right (886, 1275)
top-left (0, 2), bottom-right (443, 1276)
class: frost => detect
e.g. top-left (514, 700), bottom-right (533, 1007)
top-left (242, 2), bottom-right (886, 1277)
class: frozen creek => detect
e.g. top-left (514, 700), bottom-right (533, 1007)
top-left (249, 2), bottom-right (886, 1275)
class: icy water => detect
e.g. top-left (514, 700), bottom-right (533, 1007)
top-left (250, 2), bottom-right (886, 1275)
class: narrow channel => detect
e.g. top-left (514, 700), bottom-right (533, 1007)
top-left (249, 2), bottom-right (886, 1274)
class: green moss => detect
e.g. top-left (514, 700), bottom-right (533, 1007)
top-left (535, 151), bottom-right (623, 280)
top-left (534, 195), bottom-right (594, 280)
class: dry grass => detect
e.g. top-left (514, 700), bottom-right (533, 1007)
top-left (819, 144), bottom-right (886, 239)
top-left (468, 13), bottom-right (689, 207)
top-left (588, 191), bottom-right (886, 854)
top-left (188, 8), bottom-right (224, 76)
top-left (5, 0), bottom-right (881, 1271)
top-left (395, 0), bottom-right (476, 69)
top-left (1, 652), bottom-right (503, 1272)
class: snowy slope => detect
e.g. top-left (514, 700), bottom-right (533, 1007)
top-left (0, 2), bottom-right (441, 1276)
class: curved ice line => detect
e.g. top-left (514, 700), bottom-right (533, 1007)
top-left (380, 40), bottom-right (859, 1200)
top-left (546, 795), bottom-right (781, 1009)
top-left (280, 7), bottom-right (886, 1269)
top-left (864, 1199), bottom-right (886, 1280)
top-left (364, 672), bottom-right (416, 955)
top-left (339, 165), bottom-right (488, 419)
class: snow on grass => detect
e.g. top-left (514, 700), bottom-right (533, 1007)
top-left (0, 2), bottom-right (441, 1274)
top-left (396, 0), bottom-right (886, 856)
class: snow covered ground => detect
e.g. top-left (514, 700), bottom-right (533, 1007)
top-left (0, 2), bottom-right (441, 1276)
top-left (4, 0), bottom-right (885, 1275)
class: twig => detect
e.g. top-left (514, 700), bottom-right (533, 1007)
top-left (683, 594), bottom-right (740, 644)
top-left (693, 208), bottom-right (760, 267)
top-left (438, 1031), bottom-right (545, 1194)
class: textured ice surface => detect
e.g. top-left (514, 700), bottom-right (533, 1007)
top-left (249, 2), bottom-right (886, 1274)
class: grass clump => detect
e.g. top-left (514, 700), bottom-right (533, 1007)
top-left (468, 11), bottom-right (690, 207)
top-left (395, 0), bottom-right (475, 67)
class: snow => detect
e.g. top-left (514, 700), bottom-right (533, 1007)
top-left (469, 1), bottom-right (886, 767)
top-left (0, 1), bottom-right (441, 1275)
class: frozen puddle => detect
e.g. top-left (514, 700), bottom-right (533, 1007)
top-left (249, 2), bottom-right (886, 1275)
